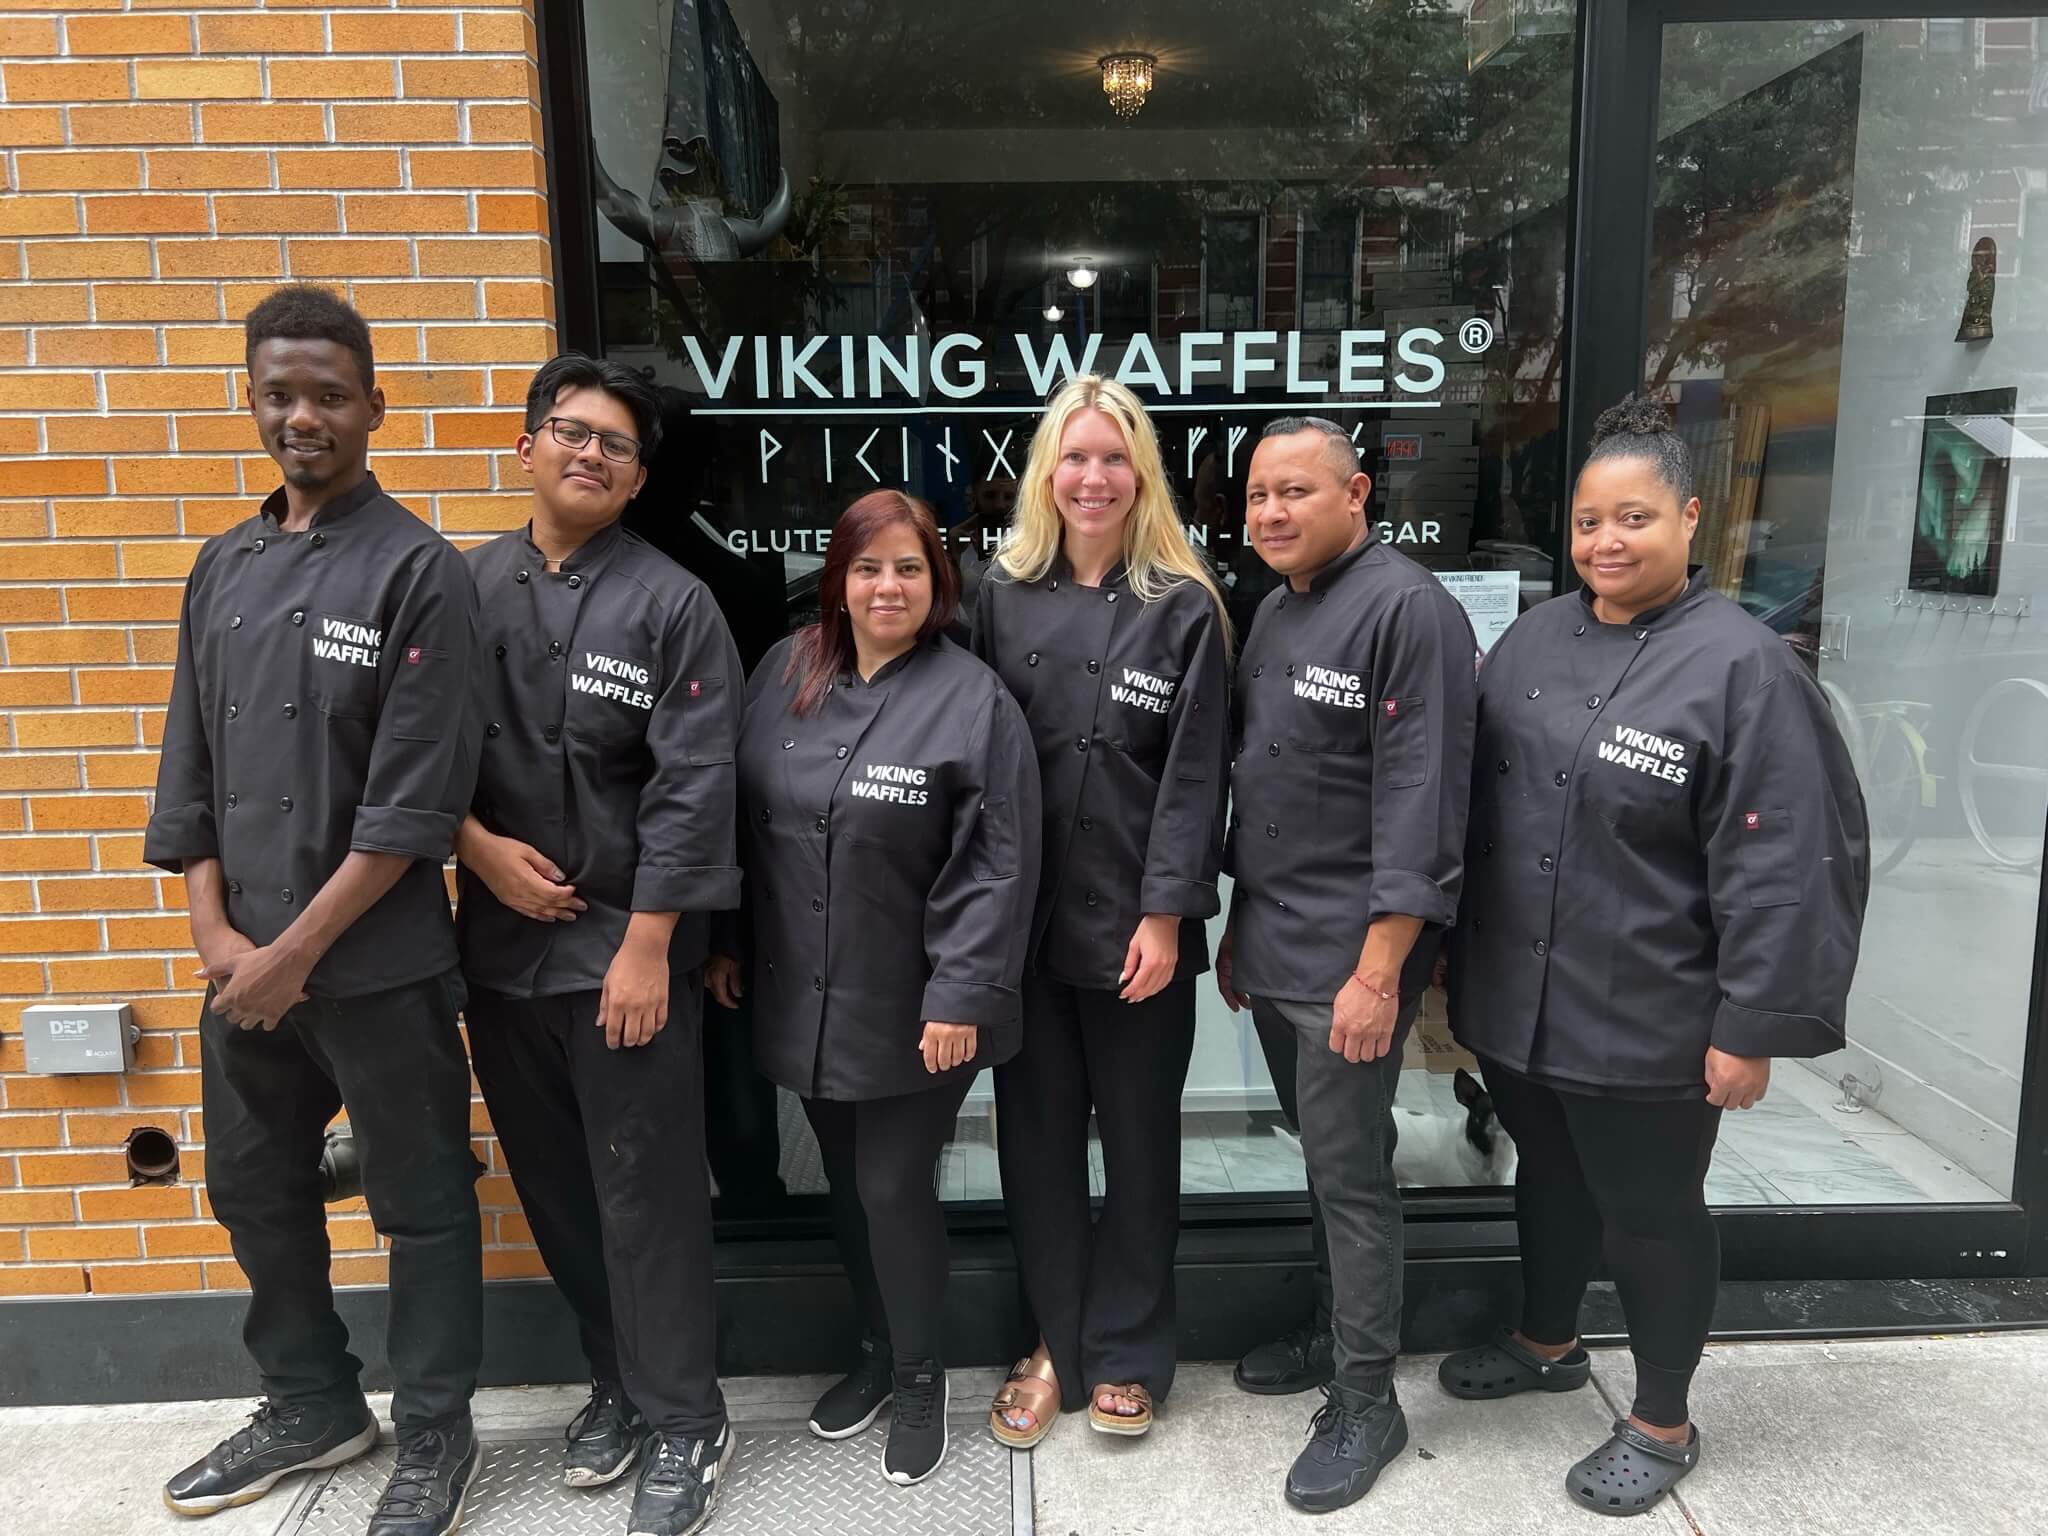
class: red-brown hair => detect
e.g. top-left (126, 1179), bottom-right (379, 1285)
top-left (783, 490), bottom-right (959, 716)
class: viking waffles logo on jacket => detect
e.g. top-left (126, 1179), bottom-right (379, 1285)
top-left (1596, 724), bottom-right (1691, 785)
top-left (1293, 664), bottom-right (1371, 710)
top-left (313, 617), bottom-right (381, 668)
top-left (1110, 667), bottom-right (1176, 715)
top-left (572, 651), bottom-right (654, 710)
top-left (849, 763), bottom-right (930, 805)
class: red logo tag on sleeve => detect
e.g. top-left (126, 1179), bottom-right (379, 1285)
top-left (406, 647), bottom-right (423, 665)
top-left (688, 680), bottom-right (701, 697)
top-left (1382, 699), bottom-right (1399, 717)
top-left (1743, 811), bottom-right (1761, 829)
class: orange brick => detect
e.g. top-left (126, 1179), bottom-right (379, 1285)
top-left (7, 629), bottom-right (128, 665)
top-left (349, 281), bottom-right (477, 321)
top-left (8, 1073), bottom-right (120, 1111)
top-left (80, 1188), bottom-right (192, 1223)
top-left (412, 150), bottom-right (543, 192)
top-left (94, 835), bottom-right (151, 871)
top-left (0, 1191), bottom-right (74, 1224)
top-left (134, 620), bottom-right (190, 653)
top-left (0, 836), bottom-right (91, 871)
top-left (333, 103), bottom-right (460, 143)
top-left (90, 1260), bottom-right (205, 1293)
top-left (0, 195), bottom-right (78, 236)
top-left (0, 459), bottom-right (110, 497)
top-left (163, 328), bottom-right (247, 366)
top-left (105, 915), bottom-right (191, 950)
top-left (0, 916), bottom-right (101, 955)
top-left (28, 794), bottom-right (148, 830)
top-left (66, 14), bottom-right (194, 56)
top-left (435, 494), bottom-right (527, 532)
top-left (36, 329), bottom-right (159, 367)
top-left (200, 103), bottom-right (326, 145)
top-left (0, 1114), bottom-right (58, 1150)
top-left (127, 995), bottom-right (201, 1033)
top-left (0, 756), bottom-right (79, 790)
top-left (196, 14), bottom-right (324, 53)
top-left (147, 150), bottom-right (271, 191)
top-left (30, 1226), bottom-right (142, 1261)
top-left (378, 368), bottom-right (486, 407)
top-left (0, 502), bottom-right (48, 538)
top-left (156, 233), bottom-right (284, 277)
top-left (144, 1222), bottom-right (233, 1258)
top-left (123, 543), bottom-right (204, 581)
top-left (25, 241), bottom-right (150, 280)
top-left (115, 457), bottom-right (236, 496)
top-left (333, 13), bottom-right (456, 51)
top-left (14, 151), bottom-right (142, 191)
top-left (47, 419), bottom-right (174, 458)
top-left (217, 196), bottom-right (341, 236)
top-left (0, 803), bottom-right (25, 832)
top-left (288, 240), bottom-right (411, 278)
top-left (427, 326), bottom-right (553, 365)
top-left (180, 498), bottom-right (256, 535)
top-left (367, 453), bottom-right (492, 492)
top-left (431, 410), bottom-right (524, 449)
top-left (0, 19), bottom-right (60, 55)
top-left (343, 195), bottom-right (468, 235)
top-left (418, 238), bottom-right (549, 277)
top-left (0, 419), bottom-right (38, 454)
top-left (105, 371), bottom-right (231, 410)
top-left (36, 876), bottom-right (155, 912)
top-left (0, 332), bottom-right (29, 368)
top-left (0, 1230), bottom-right (20, 1262)
top-left (0, 674), bottom-right (71, 708)
top-left (84, 195), bottom-right (209, 236)
top-left (0, 249), bottom-right (16, 281)
top-left (63, 1110), bottom-right (179, 1146)
top-left (475, 194), bottom-right (548, 234)
top-left (171, 414), bottom-right (259, 452)
top-left (203, 1260), bottom-right (250, 1290)
top-left (91, 288), bottom-right (218, 327)
top-left (462, 12), bottom-right (534, 53)
top-left (0, 1265), bottom-right (86, 1295)
top-left (0, 960), bottom-right (42, 990)
top-left (11, 713), bottom-right (134, 749)
top-left (65, 587), bottom-right (179, 623)
top-left (465, 104), bottom-right (543, 145)
top-left (401, 58), bottom-right (533, 101)
top-left (0, 107), bottom-right (64, 147)
top-left (270, 60), bottom-right (394, 100)
top-left (68, 104), bottom-right (195, 147)
top-left (482, 1247), bottom-right (547, 1280)
top-left (0, 372), bottom-right (93, 411)
top-left (56, 505), bottom-right (180, 539)
top-left (276, 151), bottom-right (403, 191)
top-left (333, 1255), bottom-right (392, 1286)
top-left (135, 61), bottom-right (261, 101)
top-left (368, 412), bottom-right (429, 450)
top-left (2, 62), bottom-right (130, 103)
top-left (47, 957), bottom-right (169, 993)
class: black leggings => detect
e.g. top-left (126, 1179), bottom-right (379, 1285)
top-left (803, 1076), bottom-right (972, 1369)
top-left (1481, 1061), bottom-right (1722, 1429)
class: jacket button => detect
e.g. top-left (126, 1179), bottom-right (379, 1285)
top-left (1587, 695), bottom-right (1601, 709)
top-left (548, 642), bottom-right (563, 658)
top-left (1268, 742), bottom-right (1280, 756)
top-left (1105, 591), bottom-right (1117, 603)
top-left (1472, 916), bottom-right (1483, 930)
top-left (486, 722), bottom-right (501, 737)
top-left (291, 611), bottom-right (305, 626)
top-left (1253, 665), bottom-right (1264, 678)
top-left (812, 898), bottom-right (824, 912)
top-left (230, 615), bottom-right (242, 629)
top-left (813, 975), bottom-right (824, 992)
top-left (1079, 816), bottom-right (1093, 831)
top-left (568, 575), bottom-right (584, 589)
top-left (516, 570), bottom-right (530, 583)
top-left (310, 533), bottom-right (324, 548)
top-left (279, 796), bottom-right (293, 812)
top-left (1028, 652), bottom-right (1040, 667)
top-left (227, 881), bottom-right (241, 895)
top-left (1574, 624), bottom-right (1586, 637)
top-left (495, 644), bottom-right (507, 659)
top-left (1554, 771), bottom-right (1568, 787)
top-left (282, 703), bottom-right (297, 719)
top-left (1076, 737), bottom-right (1089, 752)
top-left (1049, 580), bottom-right (1059, 592)
top-left (226, 793), bottom-right (238, 809)
top-left (1285, 664), bottom-right (1295, 677)
top-left (1087, 660), bottom-right (1100, 674)
top-left (544, 725), bottom-right (560, 743)
top-left (1085, 891), bottom-right (1099, 906)
top-left (226, 704), bottom-right (239, 720)
top-left (1527, 688), bottom-right (1541, 700)
top-left (253, 538), bottom-right (266, 553)
top-left (1266, 823), bottom-right (1278, 837)
top-left (814, 817), bottom-right (827, 833)
top-left (1276, 899), bottom-right (1289, 911)
top-left (1540, 855), bottom-right (1554, 872)
top-left (1497, 759), bottom-right (1510, 774)
top-left (1533, 939), bottom-right (1547, 956)
top-left (281, 888), bottom-right (295, 903)
top-left (1635, 629), bottom-right (1648, 641)
top-left (1482, 841), bottom-right (1494, 855)
top-left (835, 745), bottom-right (849, 759)
top-left (782, 739), bottom-right (795, 750)
top-left (760, 809), bottom-right (772, 824)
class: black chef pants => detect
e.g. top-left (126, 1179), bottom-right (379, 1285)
top-left (995, 972), bottom-right (1196, 1410)
top-left (199, 969), bottom-right (481, 1431)
top-left (465, 981), bottom-right (725, 1437)
top-left (1480, 1060), bottom-right (1723, 1429)
top-left (1251, 993), bottom-right (1418, 1396)
top-left (802, 1076), bottom-right (973, 1368)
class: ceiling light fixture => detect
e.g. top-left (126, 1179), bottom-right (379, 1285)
top-left (1065, 260), bottom-right (1098, 290)
top-left (1043, 304), bottom-right (1065, 322)
top-left (1099, 52), bottom-right (1157, 119)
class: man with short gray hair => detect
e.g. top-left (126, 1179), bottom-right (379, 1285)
top-left (1216, 416), bottom-right (1477, 1513)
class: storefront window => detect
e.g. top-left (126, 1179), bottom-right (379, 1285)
top-left (577, 0), bottom-right (1577, 1213)
top-left (1645, 14), bottom-right (2047, 1204)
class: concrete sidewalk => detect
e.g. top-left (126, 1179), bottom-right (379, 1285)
top-left (1, 1332), bottom-right (2040, 1535)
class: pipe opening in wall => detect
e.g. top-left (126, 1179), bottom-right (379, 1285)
top-left (124, 1127), bottom-right (180, 1187)
top-left (319, 1126), bottom-right (362, 1204)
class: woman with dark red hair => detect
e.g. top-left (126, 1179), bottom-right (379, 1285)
top-left (706, 490), bottom-right (1041, 1487)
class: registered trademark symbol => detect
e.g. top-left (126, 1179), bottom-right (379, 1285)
top-left (1458, 317), bottom-right (1495, 354)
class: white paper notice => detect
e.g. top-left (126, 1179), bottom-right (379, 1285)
top-left (1435, 570), bottom-right (1521, 653)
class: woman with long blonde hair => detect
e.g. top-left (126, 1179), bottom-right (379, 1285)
top-left (971, 374), bottom-right (1231, 1446)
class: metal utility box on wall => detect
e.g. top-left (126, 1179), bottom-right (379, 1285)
top-left (21, 1002), bottom-right (135, 1074)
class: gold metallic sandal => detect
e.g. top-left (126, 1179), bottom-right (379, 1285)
top-left (1088, 1381), bottom-right (1154, 1437)
top-left (991, 1351), bottom-right (1061, 1448)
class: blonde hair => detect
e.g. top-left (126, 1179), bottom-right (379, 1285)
top-left (998, 374), bottom-right (1232, 652)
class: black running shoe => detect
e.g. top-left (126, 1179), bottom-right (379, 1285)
top-left (163, 1396), bottom-right (378, 1516)
top-left (627, 1425), bottom-right (734, 1536)
top-left (883, 1359), bottom-right (949, 1487)
top-left (1234, 1321), bottom-right (1336, 1396)
top-left (564, 1381), bottom-right (644, 1488)
top-left (807, 1336), bottom-right (893, 1440)
top-left (1285, 1382), bottom-right (1409, 1514)
top-left (366, 1420), bottom-right (482, 1536)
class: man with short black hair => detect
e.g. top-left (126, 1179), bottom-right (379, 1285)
top-left (1218, 415), bottom-right (1477, 1514)
top-left (455, 352), bottom-right (744, 1536)
top-left (149, 284), bottom-right (485, 1536)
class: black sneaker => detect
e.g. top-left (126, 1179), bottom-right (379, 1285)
top-left (565, 1381), bottom-right (645, 1488)
top-left (163, 1396), bottom-right (378, 1516)
top-left (627, 1425), bottom-right (734, 1536)
top-left (807, 1336), bottom-right (893, 1440)
top-left (1234, 1321), bottom-right (1336, 1396)
top-left (1285, 1382), bottom-right (1409, 1514)
top-left (366, 1420), bottom-right (482, 1536)
top-left (882, 1359), bottom-right (949, 1487)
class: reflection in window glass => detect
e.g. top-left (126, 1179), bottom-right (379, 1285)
top-left (1648, 15), bottom-right (2047, 1205)
top-left (577, 0), bottom-right (1579, 1216)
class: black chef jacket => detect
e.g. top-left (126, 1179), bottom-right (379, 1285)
top-left (1226, 532), bottom-right (1477, 1003)
top-left (144, 474), bottom-right (479, 998)
top-left (971, 558), bottom-right (1227, 989)
top-left (457, 520), bottom-right (743, 996)
top-left (1447, 570), bottom-right (1871, 1094)
top-left (731, 633), bottom-right (1042, 1101)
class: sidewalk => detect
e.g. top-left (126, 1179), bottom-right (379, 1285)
top-left (2, 1331), bottom-right (2040, 1535)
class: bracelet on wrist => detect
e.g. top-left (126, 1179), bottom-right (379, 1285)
top-left (1351, 972), bottom-right (1397, 1000)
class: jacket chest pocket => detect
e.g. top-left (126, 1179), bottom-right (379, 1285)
top-left (1102, 664), bottom-right (1180, 757)
top-left (305, 611), bottom-right (384, 719)
top-left (1581, 726), bottom-right (1697, 840)
top-left (1286, 662), bottom-right (1374, 754)
top-left (564, 650), bottom-right (656, 743)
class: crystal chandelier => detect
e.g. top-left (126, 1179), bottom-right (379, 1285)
top-left (1099, 52), bottom-right (1157, 119)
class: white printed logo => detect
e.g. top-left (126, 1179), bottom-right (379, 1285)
top-left (1292, 663), bottom-right (1370, 710)
top-left (1595, 724), bottom-right (1691, 785)
top-left (849, 763), bottom-right (930, 805)
top-left (571, 651), bottom-right (654, 710)
top-left (1110, 667), bottom-right (1176, 715)
top-left (312, 617), bottom-right (381, 669)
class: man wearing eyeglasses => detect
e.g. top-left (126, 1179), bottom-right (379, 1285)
top-left (454, 353), bottom-right (745, 1536)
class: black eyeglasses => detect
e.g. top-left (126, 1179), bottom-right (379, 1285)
top-left (541, 416), bottom-right (641, 464)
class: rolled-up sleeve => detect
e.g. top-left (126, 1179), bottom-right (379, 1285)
top-left (1365, 583), bottom-right (1477, 926)
top-left (1702, 667), bottom-right (1870, 1058)
top-left (349, 539), bottom-right (479, 862)
top-left (921, 688), bottom-right (1043, 1026)
top-left (1139, 601), bottom-right (1227, 918)
top-left (633, 588), bottom-right (744, 914)
top-left (144, 568), bottom-right (219, 874)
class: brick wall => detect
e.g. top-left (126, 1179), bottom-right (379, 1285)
top-left (0, 3), bottom-right (555, 1298)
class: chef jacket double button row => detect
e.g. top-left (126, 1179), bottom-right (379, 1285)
top-left (484, 570), bottom-right (588, 739)
top-left (1023, 586), bottom-right (1117, 683)
top-left (223, 605), bottom-right (314, 727)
